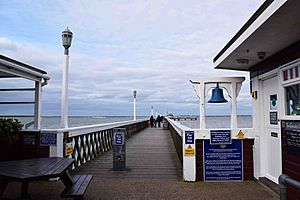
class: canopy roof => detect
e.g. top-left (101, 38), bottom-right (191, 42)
top-left (0, 54), bottom-right (50, 82)
top-left (213, 0), bottom-right (300, 71)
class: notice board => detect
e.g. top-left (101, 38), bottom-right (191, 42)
top-left (204, 140), bottom-right (243, 181)
top-left (281, 120), bottom-right (300, 156)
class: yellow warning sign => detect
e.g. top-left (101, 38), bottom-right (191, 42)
top-left (236, 130), bottom-right (245, 139)
top-left (184, 145), bottom-right (195, 156)
top-left (65, 143), bottom-right (73, 156)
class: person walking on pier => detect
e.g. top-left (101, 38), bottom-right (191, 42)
top-left (149, 115), bottom-right (154, 127)
top-left (157, 115), bottom-right (161, 128)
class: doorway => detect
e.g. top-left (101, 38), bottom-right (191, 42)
top-left (262, 76), bottom-right (281, 183)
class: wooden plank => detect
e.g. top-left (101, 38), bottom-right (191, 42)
top-left (73, 127), bottom-right (183, 181)
top-left (76, 175), bottom-right (93, 195)
top-left (61, 175), bottom-right (92, 197)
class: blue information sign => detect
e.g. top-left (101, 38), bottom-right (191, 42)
top-left (115, 133), bottom-right (124, 145)
top-left (204, 140), bottom-right (243, 181)
top-left (185, 131), bottom-right (194, 144)
top-left (40, 132), bottom-right (57, 146)
top-left (210, 130), bottom-right (231, 145)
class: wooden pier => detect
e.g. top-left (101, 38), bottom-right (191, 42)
top-left (73, 127), bottom-right (183, 181)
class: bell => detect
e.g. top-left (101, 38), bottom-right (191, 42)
top-left (208, 84), bottom-right (228, 103)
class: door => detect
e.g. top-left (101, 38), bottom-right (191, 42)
top-left (262, 76), bottom-right (281, 183)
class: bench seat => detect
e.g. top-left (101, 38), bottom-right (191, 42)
top-left (61, 175), bottom-right (93, 200)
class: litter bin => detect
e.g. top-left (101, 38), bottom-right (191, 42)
top-left (112, 128), bottom-right (126, 171)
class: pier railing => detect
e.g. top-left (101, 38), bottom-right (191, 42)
top-left (42, 119), bottom-right (148, 170)
top-left (165, 117), bottom-right (192, 166)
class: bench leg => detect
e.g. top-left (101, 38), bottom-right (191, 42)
top-left (0, 179), bottom-right (8, 197)
top-left (61, 170), bottom-right (74, 189)
top-left (21, 182), bottom-right (31, 200)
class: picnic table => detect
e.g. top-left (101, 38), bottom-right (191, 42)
top-left (0, 157), bottom-right (92, 200)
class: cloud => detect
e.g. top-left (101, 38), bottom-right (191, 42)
top-left (0, 0), bottom-right (265, 116)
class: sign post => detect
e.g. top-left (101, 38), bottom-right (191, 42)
top-left (183, 131), bottom-right (196, 181)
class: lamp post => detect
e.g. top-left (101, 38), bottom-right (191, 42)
top-left (61, 27), bottom-right (73, 129)
top-left (133, 90), bottom-right (137, 121)
top-left (151, 106), bottom-right (154, 116)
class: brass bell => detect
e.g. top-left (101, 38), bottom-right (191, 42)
top-left (208, 83), bottom-right (228, 103)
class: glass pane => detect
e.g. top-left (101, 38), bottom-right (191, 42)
top-left (286, 83), bottom-right (300, 115)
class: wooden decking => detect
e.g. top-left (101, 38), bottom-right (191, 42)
top-left (74, 127), bottom-right (183, 181)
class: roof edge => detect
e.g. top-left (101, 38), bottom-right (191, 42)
top-left (0, 54), bottom-right (47, 74)
top-left (213, 0), bottom-right (274, 63)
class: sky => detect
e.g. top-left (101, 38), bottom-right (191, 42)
top-left (0, 0), bottom-right (264, 116)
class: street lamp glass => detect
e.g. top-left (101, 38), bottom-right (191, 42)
top-left (62, 27), bottom-right (73, 49)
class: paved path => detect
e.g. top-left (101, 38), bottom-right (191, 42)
top-left (2, 127), bottom-right (279, 199)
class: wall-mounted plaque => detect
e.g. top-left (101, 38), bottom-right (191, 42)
top-left (40, 131), bottom-right (57, 146)
top-left (270, 112), bottom-right (278, 125)
top-left (210, 130), bottom-right (231, 145)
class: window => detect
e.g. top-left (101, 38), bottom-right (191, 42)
top-left (286, 83), bottom-right (300, 115)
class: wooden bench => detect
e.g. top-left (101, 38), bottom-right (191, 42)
top-left (61, 175), bottom-right (93, 200)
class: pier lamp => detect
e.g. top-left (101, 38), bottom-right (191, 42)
top-left (61, 27), bottom-right (73, 129)
top-left (133, 90), bottom-right (137, 121)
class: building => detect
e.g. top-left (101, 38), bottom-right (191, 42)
top-left (213, 0), bottom-right (300, 198)
top-left (0, 54), bottom-right (50, 129)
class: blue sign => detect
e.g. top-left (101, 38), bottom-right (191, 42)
top-left (115, 133), bottom-right (124, 145)
top-left (210, 130), bottom-right (231, 145)
top-left (185, 131), bottom-right (194, 144)
top-left (40, 132), bottom-right (57, 146)
top-left (204, 140), bottom-right (243, 181)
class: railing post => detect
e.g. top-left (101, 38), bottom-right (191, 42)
top-left (182, 130), bottom-right (196, 181)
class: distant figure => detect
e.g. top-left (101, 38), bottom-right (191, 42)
top-left (150, 115), bottom-right (154, 127)
top-left (157, 115), bottom-right (161, 128)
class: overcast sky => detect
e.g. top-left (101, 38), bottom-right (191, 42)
top-left (0, 0), bottom-right (264, 116)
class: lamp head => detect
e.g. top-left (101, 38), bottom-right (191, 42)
top-left (62, 27), bottom-right (73, 50)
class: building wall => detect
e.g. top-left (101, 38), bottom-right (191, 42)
top-left (250, 40), bottom-right (300, 198)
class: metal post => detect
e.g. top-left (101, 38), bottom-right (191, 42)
top-left (61, 53), bottom-right (69, 128)
top-left (279, 174), bottom-right (288, 200)
top-left (279, 174), bottom-right (300, 200)
top-left (34, 81), bottom-right (42, 129)
top-left (133, 90), bottom-right (137, 121)
top-left (61, 27), bottom-right (72, 129)
top-left (133, 97), bottom-right (136, 121)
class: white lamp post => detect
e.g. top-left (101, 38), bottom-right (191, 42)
top-left (133, 90), bottom-right (137, 121)
top-left (151, 106), bottom-right (154, 116)
top-left (61, 27), bottom-right (73, 129)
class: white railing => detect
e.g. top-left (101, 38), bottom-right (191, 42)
top-left (42, 119), bottom-right (149, 169)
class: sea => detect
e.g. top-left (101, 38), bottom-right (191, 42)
top-left (177, 115), bottom-right (252, 129)
top-left (17, 115), bottom-right (252, 129)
